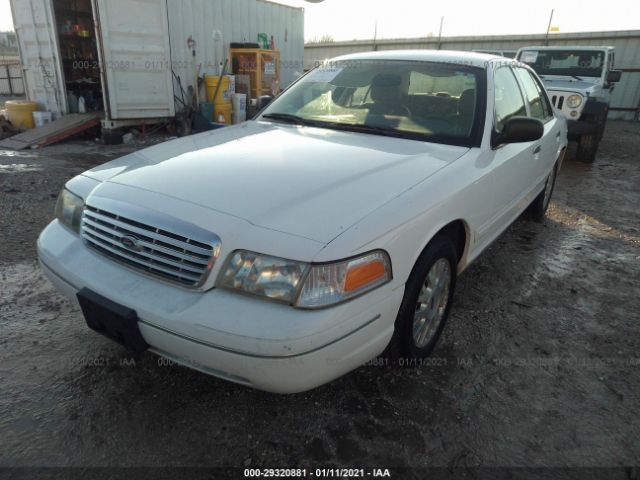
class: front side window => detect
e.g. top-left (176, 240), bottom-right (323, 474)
top-left (261, 60), bottom-right (484, 147)
top-left (518, 49), bottom-right (605, 78)
top-left (493, 67), bottom-right (527, 132)
top-left (514, 67), bottom-right (552, 120)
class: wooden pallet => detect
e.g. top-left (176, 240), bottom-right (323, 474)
top-left (0, 113), bottom-right (100, 150)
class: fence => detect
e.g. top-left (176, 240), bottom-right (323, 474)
top-left (0, 62), bottom-right (25, 96)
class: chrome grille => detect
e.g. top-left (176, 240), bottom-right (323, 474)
top-left (81, 200), bottom-right (221, 288)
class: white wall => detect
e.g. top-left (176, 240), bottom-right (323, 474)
top-left (168, 0), bottom-right (304, 102)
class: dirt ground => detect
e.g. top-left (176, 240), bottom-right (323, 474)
top-left (0, 122), bottom-right (639, 473)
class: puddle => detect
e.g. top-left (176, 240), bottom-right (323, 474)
top-left (0, 163), bottom-right (43, 173)
top-left (0, 150), bottom-right (38, 158)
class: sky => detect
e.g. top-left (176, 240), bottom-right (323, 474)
top-left (1, 0), bottom-right (639, 40)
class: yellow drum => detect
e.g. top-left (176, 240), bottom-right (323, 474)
top-left (5, 100), bottom-right (38, 129)
top-left (214, 103), bottom-right (232, 125)
top-left (205, 75), bottom-right (232, 104)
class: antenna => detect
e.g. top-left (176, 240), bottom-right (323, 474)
top-left (545, 9), bottom-right (554, 46)
top-left (373, 21), bottom-right (378, 51)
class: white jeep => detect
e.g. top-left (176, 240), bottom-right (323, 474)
top-left (516, 46), bottom-right (621, 162)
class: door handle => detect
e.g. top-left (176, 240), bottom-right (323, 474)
top-left (555, 131), bottom-right (561, 138)
top-left (533, 145), bottom-right (542, 154)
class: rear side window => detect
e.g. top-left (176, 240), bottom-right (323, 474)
top-left (494, 67), bottom-right (527, 132)
top-left (514, 67), bottom-right (552, 120)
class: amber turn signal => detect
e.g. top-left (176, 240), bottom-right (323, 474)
top-left (344, 259), bottom-right (387, 292)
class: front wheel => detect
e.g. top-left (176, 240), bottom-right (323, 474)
top-left (576, 133), bottom-right (599, 163)
top-left (387, 236), bottom-right (457, 359)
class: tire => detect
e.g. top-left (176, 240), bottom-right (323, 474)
top-left (387, 235), bottom-right (457, 360)
top-left (576, 133), bottom-right (599, 163)
top-left (529, 162), bottom-right (558, 222)
top-left (598, 108), bottom-right (609, 141)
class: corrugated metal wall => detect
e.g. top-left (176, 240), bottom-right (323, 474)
top-left (305, 30), bottom-right (640, 120)
top-left (168, 0), bottom-right (304, 101)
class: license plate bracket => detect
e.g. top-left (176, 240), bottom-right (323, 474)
top-left (77, 288), bottom-right (149, 354)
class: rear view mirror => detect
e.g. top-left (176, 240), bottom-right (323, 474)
top-left (493, 116), bottom-right (544, 148)
top-left (606, 70), bottom-right (622, 83)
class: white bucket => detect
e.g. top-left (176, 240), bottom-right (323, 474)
top-left (232, 111), bottom-right (247, 124)
top-left (232, 93), bottom-right (247, 114)
top-left (232, 93), bottom-right (247, 124)
top-left (32, 111), bottom-right (53, 128)
top-left (225, 75), bottom-right (236, 94)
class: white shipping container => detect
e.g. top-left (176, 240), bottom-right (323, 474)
top-left (9, 0), bottom-right (304, 124)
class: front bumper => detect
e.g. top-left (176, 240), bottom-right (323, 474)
top-left (37, 220), bottom-right (403, 393)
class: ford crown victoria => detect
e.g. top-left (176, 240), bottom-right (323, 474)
top-left (38, 51), bottom-right (567, 393)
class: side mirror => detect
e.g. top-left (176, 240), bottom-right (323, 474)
top-left (492, 116), bottom-right (544, 148)
top-left (606, 70), bottom-right (622, 83)
top-left (257, 95), bottom-right (274, 111)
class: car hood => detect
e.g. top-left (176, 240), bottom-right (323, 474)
top-left (541, 77), bottom-right (600, 94)
top-left (85, 121), bottom-right (467, 243)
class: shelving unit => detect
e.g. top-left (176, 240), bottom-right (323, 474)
top-left (52, 0), bottom-right (102, 111)
top-left (229, 48), bottom-right (280, 100)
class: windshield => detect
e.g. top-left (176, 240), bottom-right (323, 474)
top-left (518, 50), bottom-right (605, 78)
top-left (260, 60), bottom-right (484, 147)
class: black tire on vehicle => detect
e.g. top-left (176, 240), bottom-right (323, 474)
top-left (387, 235), bottom-right (457, 360)
top-left (598, 107), bottom-right (609, 141)
top-left (529, 161), bottom-right (558, 222)
top-left (576, 133), bottom-right (599, 163)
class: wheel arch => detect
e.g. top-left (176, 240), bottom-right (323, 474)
top-left (409, 219), bottom-right (470, 280)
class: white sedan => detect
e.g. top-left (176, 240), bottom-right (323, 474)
top-left (38, 51), bottom-right (567, 393)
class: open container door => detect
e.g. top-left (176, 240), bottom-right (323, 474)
top-left (93, 0), bottom-right (175, 120)
top-left (10, 0), bottom-right (67, 116)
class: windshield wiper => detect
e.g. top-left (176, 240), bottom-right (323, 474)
top-left (262, 114), bottom-right (413, 139)
top-left (571, 75), bottom-right (583, 81)
top-left (323, 122), bottom-right (415, 139)
top-left (261, 113), bottom-right (317, 126)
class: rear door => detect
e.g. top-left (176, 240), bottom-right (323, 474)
top-left (10, 0), bottom-right (66, 116)
top-left (93, 0), bottom-right (174, 119)
top-left (486, 66), bottom-right (536, 232)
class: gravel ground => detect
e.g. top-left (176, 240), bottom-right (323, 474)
top-left (0, 122), bottom-right (639, 473)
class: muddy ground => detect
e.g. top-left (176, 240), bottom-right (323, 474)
top-left (0, 122), bottom-right (639, 473)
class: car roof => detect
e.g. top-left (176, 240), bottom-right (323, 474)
top-left (518, 45), bottom-right (614, 51)
top-left (329, 49), bottom-right (504, 69)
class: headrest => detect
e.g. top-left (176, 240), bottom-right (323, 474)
top-left (371, 74), bottom-right (403, 102)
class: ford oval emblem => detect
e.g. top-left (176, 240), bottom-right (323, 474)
top-left (120, 235), bottom-right (142, 252)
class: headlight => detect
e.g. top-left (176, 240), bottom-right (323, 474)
top-left (566, 94), bottom-right (582, 108)
top-left (54, 189), bottom-right (84, 232)
top-left (217, 251), bottom-right (308, 303)
top-left (217, 250), bottom-right (392, 308)
top-left (297, 250), bottom-right (392, 309)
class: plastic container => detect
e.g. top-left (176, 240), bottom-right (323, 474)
top-left (232, 93), bottom-right (247, 114)
top-left (257, 33), bottom-right (269, 49)
top-left (67, 91), bottom-right (78, 113)
top-left (214, 103), bottom-right (232, 124)
top-left (232, 93), bottom-right (247, 125)
top-left (205, 75), bottom-right (232, 104)
top-left (225, 75), bottom-right (236, 95)
top-left (5, 100), bottom-right (38, 129)
top-left (32, 111), bottom-right (53, 128)
top-left (199, 102), bottom-right (214, 121)
top-left (232, 111), bottom-right (247, 124)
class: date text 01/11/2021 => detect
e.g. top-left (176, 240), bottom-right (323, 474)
top-left (243, 468), bottom-right (392, 478)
